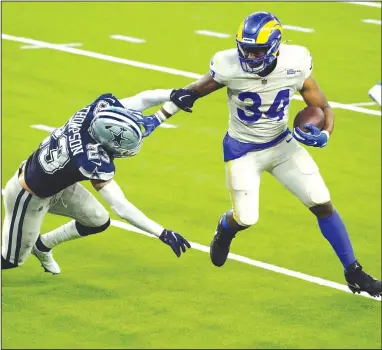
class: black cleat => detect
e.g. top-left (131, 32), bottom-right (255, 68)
top-left (210, 215), bottom-right (236, 267)
top-left (345, 261), bottom-right (382, 297)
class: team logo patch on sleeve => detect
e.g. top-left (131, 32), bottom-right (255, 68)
top-left (286, 69), bottom-right (302, 77)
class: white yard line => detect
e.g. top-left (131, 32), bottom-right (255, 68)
top-left (362, 19), bottom-right (382, 25)
top-left (3, 33), bottom-right (380, 116)
top-left (30, 124), bottom-right (55, 132)
top-left (283, 25), bottom-right (315, 33)
top-left (4, 33), bottom-right (381, 117)
top-left (1, 119), bottom-right (381, 303)
top-left (31, 120), bottom-right (176, 133)
top-left (21, 42), bottom-right (83, 50)
top-left (22, 125), bottom-right (381, 301)
top-left (195, 30), bottom-right (231, 38)
top-left (350, 101), bottom-right (377, 107)
top-left (108, 218), bottom-right (382, 301)
top-left (195, 25), bottom-right (314, 38)
top-left (345, 1), bottom-right (381, 8)
top-left (110, 34), bottom-right (146, 44)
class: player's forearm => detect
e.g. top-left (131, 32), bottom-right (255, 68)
top-left (98, 180), bottom-right (164, 237)
top-left (160, 72), bottom-right (224, 119)
top-left (160, 82), bottom-right (199, 119)
top-left (323, 105), bottom-right (334, 135)
top-left (120, 89), bottom-right (173, 112)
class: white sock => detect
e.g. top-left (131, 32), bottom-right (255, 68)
top-left (40, 220), bottom-right (81, 249)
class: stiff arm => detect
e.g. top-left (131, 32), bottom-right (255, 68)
top-left (119, 89), bottom-right (174, 112)
top-left (158, 73), bottom-right (224, 118)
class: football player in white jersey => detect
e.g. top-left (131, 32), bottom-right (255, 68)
top-left (140, 12), bottom-right (381, 297)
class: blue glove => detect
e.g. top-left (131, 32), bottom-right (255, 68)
top-left (138, 114), bottom-right (162, 137)
top-left (293, 124), bottom-right (329, 148)
top-left (159, 229), bottom-right (191, 257)
top-left (170, 89), bottom-right (202, 113)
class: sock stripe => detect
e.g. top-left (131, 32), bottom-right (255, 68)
top-left (6, 189), bottom-right (26, 262)
top-left (14, 193), bottom-right (33, 264)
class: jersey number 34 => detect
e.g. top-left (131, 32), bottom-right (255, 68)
top-left (237, 89), bottom-right (290, 124)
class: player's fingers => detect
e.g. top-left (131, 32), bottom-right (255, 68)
top-left (303, 124), bottom-right (319, 135)
top-left (182, 238), bottom-right (191, 249)
top-left (180, 243), bottom-right (186, 253)
top-left (172, 243), bottom-right (181, 257)
top-left (293, 128), bottom-right (307, 140)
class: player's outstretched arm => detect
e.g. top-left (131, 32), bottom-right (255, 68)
top-left (119, 89), bottom-right (174, 112)
top-left (91, 179), bottom-right (191, 257)
top-left (140, 73), bottom-right (225, 137)
top-left (294, 76), bottom-right (334, 148)
top-left (162, 72), bottom-right (225, 116)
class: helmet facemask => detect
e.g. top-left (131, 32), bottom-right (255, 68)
top-left (236, 37), bottom-right (281, 74)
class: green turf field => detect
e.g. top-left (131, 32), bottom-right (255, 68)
top-left (2, 2), bottom-right (381, 349)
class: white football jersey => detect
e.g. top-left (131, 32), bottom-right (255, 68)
top-left (210, 44), bottom-right (312, 143)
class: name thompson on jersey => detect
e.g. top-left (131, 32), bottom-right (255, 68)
top-left (2, 89), bottom-right (192, 274)
top-left (27, 95), bottom-right (118, 198)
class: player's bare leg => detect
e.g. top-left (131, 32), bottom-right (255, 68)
top-left (310, 201), bottom-right (382, 297)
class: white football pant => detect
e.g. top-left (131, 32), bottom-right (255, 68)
top-left (2, 167), bottom-right (109, 266)
top-left (226, 137), bottom-right (331, 226)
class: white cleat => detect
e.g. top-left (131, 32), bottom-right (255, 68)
top-left (31, 245), bottom-right (61, 275)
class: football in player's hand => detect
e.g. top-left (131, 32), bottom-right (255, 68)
top-left (293, 106), bottom-right (325, 132)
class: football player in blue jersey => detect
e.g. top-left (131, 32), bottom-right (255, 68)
top-left (1, 89), bottom-right (191, 274)
top-left (140, 12), bottom-right (382, 297)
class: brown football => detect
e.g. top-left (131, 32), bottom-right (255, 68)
top-left (293, 106), bottom-right (325, 132)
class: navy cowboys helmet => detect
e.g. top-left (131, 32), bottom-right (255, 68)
top-left (236, 11), bottom-right (283, 74)
top-left (89, 107), bottom-right (143, 158)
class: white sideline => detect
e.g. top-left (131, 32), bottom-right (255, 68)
top-left (2, 33), bottom-right (381, 117)
top-left (350, 101), bottom-right (377, 107)
top-left (21, 42), bottom-right (83, 50)
top-left (362, 19), bottom-right (382, 25)
top-left (8, 126), bottom-right (379, 302)
top-left (345, 1), bottom-right (382, 8)
top-left (111, 219), bottom-right (381, 301)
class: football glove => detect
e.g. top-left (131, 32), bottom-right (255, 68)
top-left (293, 124), bottom-right (329, 148)
top-left (170, 89), bottom-right (202, 113)
top-left (159, 229), bottom-right (191, 257)
top-left (138, 114), bottom-right (161, 137)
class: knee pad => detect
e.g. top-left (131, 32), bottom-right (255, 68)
top-left (90, 206), bottom-right (110, 227)
top-left (306, 186), bottom-right (331, 208)
top-left (234, 210), bottom-right (259, 227)
top-left (75, 218), bottom-right (111, 237)
top-left (2, 256), bottom-right (18, 269)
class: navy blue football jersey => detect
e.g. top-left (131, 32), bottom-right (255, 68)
top-left (24, 93), bottom-right (124, 198)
